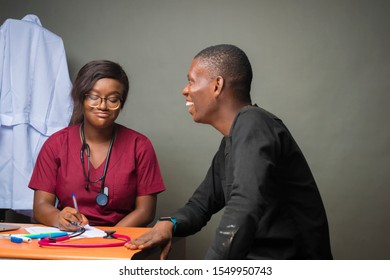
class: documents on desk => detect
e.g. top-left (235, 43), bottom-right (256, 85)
top-left (0, 224), bottom-right (186, 259)
top-left (25, 225), bottom-right (106, 238)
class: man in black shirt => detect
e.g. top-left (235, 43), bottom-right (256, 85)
top-left (125, 44), bottom-right (333, 260)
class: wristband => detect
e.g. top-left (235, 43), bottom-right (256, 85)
top-left (157, 216), bottom-right (177, 233)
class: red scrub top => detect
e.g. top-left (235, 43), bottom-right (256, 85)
top-left (29, 123), bottom-right (166, 226)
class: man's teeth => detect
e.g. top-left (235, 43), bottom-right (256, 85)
top-left (186, 101), bottom-right (194, 107)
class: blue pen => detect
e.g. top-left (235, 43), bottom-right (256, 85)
top-left (72, 193), bottom-right (79, 212)
top-left (0, 234), bottom-right (32, 243)
top-left (24, 231), bottom-right (68, 239)
top-left (71, 193), bottom-right (83, 229)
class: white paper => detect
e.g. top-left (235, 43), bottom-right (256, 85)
top-left (25, 225), bottom-right (106, 238)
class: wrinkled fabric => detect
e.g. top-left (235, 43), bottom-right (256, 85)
top-left (173, 105), bottom-right (333, 259)
top-left (0, 14), bottom-right (72, 209)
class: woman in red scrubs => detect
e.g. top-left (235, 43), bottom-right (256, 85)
top-left (29, 60), bottom-right (166, 231)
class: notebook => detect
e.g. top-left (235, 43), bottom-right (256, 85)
top-left (0, 224), bottom-right (20, 232)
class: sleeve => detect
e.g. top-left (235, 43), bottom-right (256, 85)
top-left (172, 144), bottom-right (226, 237)
top-left (135, 137), bottom-right (166, 195)
top-left (28, 135), bottom-right (60, 194)
top-left (205, 110), bottom-right (280, 259)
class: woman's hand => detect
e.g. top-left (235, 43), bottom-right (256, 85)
top-left (57, 206), bottom-right (89, 231)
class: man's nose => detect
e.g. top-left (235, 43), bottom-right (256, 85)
top-left (182, 84), bottom-right (189, 96)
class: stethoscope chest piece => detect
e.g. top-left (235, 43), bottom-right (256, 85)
top-left (104, 230), bottom-right (116, 239)
top-left (96, 186), bottom-right (109, 206)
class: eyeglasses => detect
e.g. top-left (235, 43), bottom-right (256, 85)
top-left (84, 94), bottom-right (122, 110)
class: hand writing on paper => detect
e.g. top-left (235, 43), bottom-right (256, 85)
top-left (124, 221), bottom-right (174, 260)
top-left (57, 206), bottom-right (89, 231)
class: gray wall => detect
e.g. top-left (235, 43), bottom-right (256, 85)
top-left (1, 0), bottom-right (389, 259)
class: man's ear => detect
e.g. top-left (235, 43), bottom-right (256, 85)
top-left (213, 76), bottom-right (224, 96)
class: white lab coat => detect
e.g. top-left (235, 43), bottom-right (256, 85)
top-left (0, 14), bottom-right (73, 210)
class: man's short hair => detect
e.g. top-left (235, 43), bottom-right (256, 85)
top-left (194, 44), bottom-right (252, 103)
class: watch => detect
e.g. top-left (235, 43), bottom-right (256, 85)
top-left (157, 216), bottom-right (177, 232)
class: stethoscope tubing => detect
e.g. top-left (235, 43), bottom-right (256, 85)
top-left (80, 122), bottom-right (117, 206)
top-left (38, 233), bottom-right (131, 248)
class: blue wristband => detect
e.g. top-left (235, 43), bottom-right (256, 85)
top-left (157, 217), bottom-right (177, 233)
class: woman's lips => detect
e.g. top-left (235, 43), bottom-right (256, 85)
top-left (94, 111), bottom-right (110, 118)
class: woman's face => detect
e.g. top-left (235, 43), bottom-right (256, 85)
top-left (83, 78), bottom-right (124, 129)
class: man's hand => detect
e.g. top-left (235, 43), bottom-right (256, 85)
top-left (124, 221), bottom-right (174, 260)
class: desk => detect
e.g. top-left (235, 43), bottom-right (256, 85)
top-left (0, 223), bottom-right (185, 260)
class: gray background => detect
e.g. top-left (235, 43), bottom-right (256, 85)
top-left (1, 0), bottom-right (389, 259)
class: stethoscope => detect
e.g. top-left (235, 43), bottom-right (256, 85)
top-left (38, 229), bottom-right (131, 248)
top-left (80, 123), bottom-right (117, 206)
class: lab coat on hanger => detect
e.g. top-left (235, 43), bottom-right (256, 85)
top-left (0, 14), bottom-right (73, 210)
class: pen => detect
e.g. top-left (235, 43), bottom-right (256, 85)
top-left (71, 193), bottom-right (83, 228)
top-left (0, 234), bottom-right (32, 243)
top-left (23, 232), bottom-right (68, 239)
top-left (72, 193), bottom-right (79, 212)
